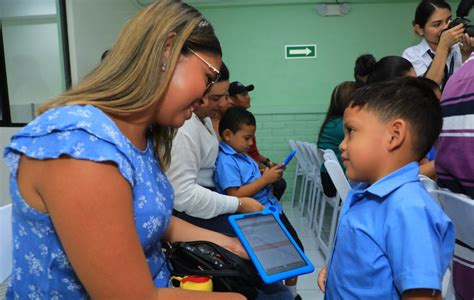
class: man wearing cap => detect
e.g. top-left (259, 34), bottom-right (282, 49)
top-left (228, 81), bottom-right (287, 201)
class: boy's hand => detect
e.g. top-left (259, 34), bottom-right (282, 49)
top-left (261, 165), bottom-right (284, 184)
top-left (237, 197), bottom-right (264, 213)
top-left (317, 266), bottom-right (327, 292)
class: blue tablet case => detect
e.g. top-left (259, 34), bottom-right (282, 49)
top-left (228, 206), bottom-right (314, 284)
top-left (283, 150), bottom-right (297, 166)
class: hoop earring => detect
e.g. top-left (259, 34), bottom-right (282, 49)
top-left (161, 64), bottom-right (166, 71)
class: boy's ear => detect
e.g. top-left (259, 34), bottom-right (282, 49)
top-left (387, 119), bottom-right (407, 152)
top-left (162, 32), bottom-right (177, 61)
top-left (221, 129), bottom-right (234, 142)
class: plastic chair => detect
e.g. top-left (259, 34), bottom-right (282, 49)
top-left (419, 175), bottom-right (441, 207)
top-left (431, 189), bottom-right (473, 300)
top-left (0, 203), bottom-right (12, 298)
top-left (304, 143), bottom-right (324, 229)
top-left (317, 149), bottom-right (351, 262)
top-left (294, 141), bottom-right (313, 216)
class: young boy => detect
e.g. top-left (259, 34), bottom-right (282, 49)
top-left (214, 107), bottom-right (303, 299)
top-left (318, 77), bottom-right (455, 299)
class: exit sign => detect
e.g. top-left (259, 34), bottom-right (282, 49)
top-left (285, 44), bottom-right (317, 59)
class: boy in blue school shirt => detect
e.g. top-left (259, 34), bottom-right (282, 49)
top-left (317, 77), bottom-right (455, 299)
top-left (214, 106), bottom-right (304, 299)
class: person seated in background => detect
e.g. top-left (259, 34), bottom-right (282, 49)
top-left (229, 81), bottom-right (287, 200)
top-left (209, 78), bottom-right (234, 140)
top-left (317, 77), bottom-right (454, 299)
top-left (353, 53), bottom-right (376, 88)
top-left (365, 55), bottom-right (416, 84)
top-left (435, 48), bottom-right (474, 300)
top-left (317, 81), bottom-right (356, 197)
top-left (215, 107), bottom-right (304, 300)
top-left (167, 63), bottom-right (263, 237)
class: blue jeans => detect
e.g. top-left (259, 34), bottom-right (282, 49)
top-left (257, 282), bottom-right (293, 299)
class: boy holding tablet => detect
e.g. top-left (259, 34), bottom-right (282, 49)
top-left (318, 77), bottom-right (455, 299)
top-left (215, 107), bottom-right (303, 299)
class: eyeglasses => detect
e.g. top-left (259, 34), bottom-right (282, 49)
top-left (188, 48), bottom-right (220, 93)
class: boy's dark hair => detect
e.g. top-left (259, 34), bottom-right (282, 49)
top-left (350, 76), bottom-right (442, 160)
top-left (219, 107), bottom-right (256, 137)
top-left (218, 62), bottom-right (230, 82)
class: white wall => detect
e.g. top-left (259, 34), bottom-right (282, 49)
top-left (0, 128), bottom-right (21, 206)
top-left (66, 0), bottom-right (141, 84)
top-left (0, 0), bottom-right (56, 18)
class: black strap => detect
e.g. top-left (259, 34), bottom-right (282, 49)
top-left (426, 49), bottom-right (455, 87)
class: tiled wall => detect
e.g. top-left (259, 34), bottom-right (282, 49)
top-left (254, 112), bottom-right (325, 202)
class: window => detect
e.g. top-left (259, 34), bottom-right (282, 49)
top-left (0, 0), bottom-right (70, 126)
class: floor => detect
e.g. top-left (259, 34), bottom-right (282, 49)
top-left (282, 200), bottom-right (326, 300)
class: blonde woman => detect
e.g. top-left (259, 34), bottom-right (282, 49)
top-left (3, 1), bottom-right (247, 299)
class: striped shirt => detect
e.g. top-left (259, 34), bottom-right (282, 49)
top-left (436, 57), bottom-right (474, 199)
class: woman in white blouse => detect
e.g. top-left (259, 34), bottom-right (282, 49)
top-left (166, 62), bottom-right (263, 235)
top-left (402, 0), bottom-right (473, 87)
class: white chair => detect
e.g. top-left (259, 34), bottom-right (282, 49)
top-left (431, 189), bottom-right (473, 299)
top-left (0, 203), bottom-right (12, 298)
top-left (288, 140), bottom-right (305, 207)
top-left (317, 149), bottom-right (351, 262)
top-left (304, 143), bottom-right (324, 229)
top-left (294, 141), bottom-right (314, 216)
top-left (419, 175), bottom-right (441, 207)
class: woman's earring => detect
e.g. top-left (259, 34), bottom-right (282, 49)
top-left (161, 64), bottom-right (166, 71)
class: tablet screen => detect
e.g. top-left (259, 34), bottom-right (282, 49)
top-left (235, 214), bottom-right (308, 275)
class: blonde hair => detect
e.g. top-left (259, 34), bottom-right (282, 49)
top-left (37, 0), bottom-right (221, 170)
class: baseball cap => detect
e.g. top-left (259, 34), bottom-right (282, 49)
top-left (229, 81), bottom-right (255, 96)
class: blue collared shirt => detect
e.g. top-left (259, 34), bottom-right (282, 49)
top-left (325, 162), bottom-right (454, 300)
top-left (214, 142), bottom-right (280, 209)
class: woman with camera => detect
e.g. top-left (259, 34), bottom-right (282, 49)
top-left (402, 0), bottom-right (474, 87)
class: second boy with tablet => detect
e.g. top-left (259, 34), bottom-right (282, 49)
top-left (214, 107), bottom-right (305, 299)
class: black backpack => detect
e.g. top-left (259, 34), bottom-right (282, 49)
top-left (164, 241), bottom-right (264, 299)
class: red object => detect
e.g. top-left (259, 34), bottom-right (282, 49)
top-left (181, 275), bottom-right (210, 284)
top-left (247, 136), bottom-right (260, 162)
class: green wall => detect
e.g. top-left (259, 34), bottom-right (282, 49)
top-left (199, 1), bottom-right (422, 114)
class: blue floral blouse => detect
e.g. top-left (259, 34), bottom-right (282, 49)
top-left (3, 105), bottom-right (173, 299)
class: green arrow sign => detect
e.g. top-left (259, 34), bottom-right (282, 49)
top-left (285, 44), bottom-right (317, 59)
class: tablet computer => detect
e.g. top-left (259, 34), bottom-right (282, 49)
top-left (228, 207), bottom-right (314, 284)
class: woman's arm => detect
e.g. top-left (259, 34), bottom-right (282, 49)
top-left (425, 24), bottom-right (465, 85)
top-left (167, 130), bottom-right (239, 218)
top-left (21, 156), bottom-right (243, 299)
top-left (163, 216), bottom-right (249, 259)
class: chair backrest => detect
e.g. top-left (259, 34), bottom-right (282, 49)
top-left (322, 149), bottom-right (351, 202)
top-left (432, 189), bottom-right (474, 248)
top-left (0, 203), bottom-right (12, 283)
top-left (294, 140), bottom-right (311, 173)
top-left (419, 175), bottom-right (441, 207)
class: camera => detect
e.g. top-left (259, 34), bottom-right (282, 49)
top-left (448, 17), bottom-right (474, 37)
top-left (447, 0), bottom-right (474, 37)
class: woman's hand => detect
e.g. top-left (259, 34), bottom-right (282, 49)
top-left (220, 236), bottom-right (249, 260)
top-left (438, 23), bottom-right (465, 52)
top-left (317, 266), bottom-right (327, 292)
top-left (237, 197), bottom-right (264, 213)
